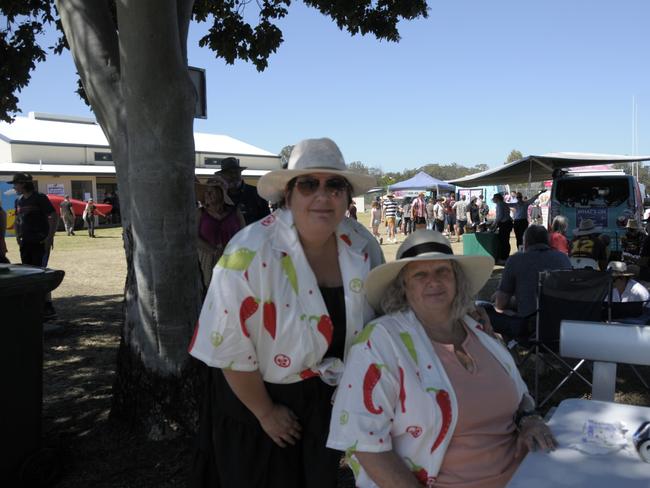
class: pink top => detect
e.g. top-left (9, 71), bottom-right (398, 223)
top-left (198, 208), bottom-right (242, 248)
top-left (549, 231), bottom-right (569, 255)
top-left (432, 326), bottom-right (523, 488)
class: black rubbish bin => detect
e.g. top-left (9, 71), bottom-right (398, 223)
top-left (0, 264), bottom-right (64, 483)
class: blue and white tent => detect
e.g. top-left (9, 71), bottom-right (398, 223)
top-left (389, 171), bottom-right (455, 195)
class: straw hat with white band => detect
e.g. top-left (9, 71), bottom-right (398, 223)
top-left (365, 230), bottom-right (494, 311)
top-left (257, 137), bottom-right (376, 203)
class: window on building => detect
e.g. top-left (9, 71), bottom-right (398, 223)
top-left (95, 152), bottom-right (113, 162)
top-left (71, 180), bottom-right (93, 202)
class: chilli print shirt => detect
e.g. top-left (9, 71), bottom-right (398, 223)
top-left (327, 310), bottom-right (530, 487)
top-left (189, 208), bottom-right (384, 384)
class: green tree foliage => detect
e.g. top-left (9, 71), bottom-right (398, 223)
top-left (613, 162), bottom-right (650, 194)
top-left (1, 0), bottom-right (429, 121)
top-left (279, 144), bottom-right (293, 168)
top-left (505, 149), bottom-right (523, 164)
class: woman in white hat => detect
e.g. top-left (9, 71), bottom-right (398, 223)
top-left (189, 138), bottom-right (383, 487)
top-left (195, 175), bottom-right (245, 290)
top-left (327, 230), bottom-right (555, 487)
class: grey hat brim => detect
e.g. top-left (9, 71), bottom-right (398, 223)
top-left (257, 168), bottom-right (376, 202)
top-left (573, 227), bottom-right (602, 236)
top-left (365, 252), bottom-right (495, 312)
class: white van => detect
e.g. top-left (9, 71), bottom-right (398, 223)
top-left (548, 168), bottom-right (643, 252)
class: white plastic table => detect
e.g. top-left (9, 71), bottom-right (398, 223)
top-left (507, 398), bottom-right (650, 487)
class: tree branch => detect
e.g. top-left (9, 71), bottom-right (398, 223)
top-left (55, 0), bottom-right (124, 143)
top-left (177, 0), bottom-right (195, 64)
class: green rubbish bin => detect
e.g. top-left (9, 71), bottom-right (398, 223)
top-left (0, 264), bottom-right (64, 482)
top-left (462, 232), bottom-right (500, 259)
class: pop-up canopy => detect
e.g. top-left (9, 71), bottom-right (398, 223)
top-left (389, 171), bottom-right (455, 193)
top-left (449, 153), bottom-right (650, 187)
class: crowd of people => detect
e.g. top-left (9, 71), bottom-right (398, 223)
top-left (368, 191), bottom-right (491, 246)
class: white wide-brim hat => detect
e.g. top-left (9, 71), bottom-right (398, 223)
top-left (365, 230), bottom-right (495, 311)
top-left (257, 137), bottom-right (376, 202)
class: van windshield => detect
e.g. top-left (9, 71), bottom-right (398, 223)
top-left (554, 176), bottom-right (629, 207)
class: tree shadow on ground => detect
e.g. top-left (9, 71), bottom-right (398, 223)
top-left (41, 294), bottom-right (192, 488)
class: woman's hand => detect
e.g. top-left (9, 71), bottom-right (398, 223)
top-left (469, 306), bottom-right (499, 340)
top-left (258, 403), bottom-right (302, 448)
top-left (515, 416), bottom-right (557, 455)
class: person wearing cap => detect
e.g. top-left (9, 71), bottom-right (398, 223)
top-left (10, 172), bottom-right (58, 317)
top-left (621, 219), bottom-right (645, 264)
top-left (215, 156), bottom-right (270, 225)
top-left (327, 230), bottom-right (555, 488)
top-left (570, 218), bottom-right (608, 270)
top-left (195, 175), bottom-right (245, 290)
top-left (189, 138), bottom-right (384, 487)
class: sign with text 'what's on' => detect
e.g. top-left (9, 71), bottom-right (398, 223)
top-left (576, 207), bottom-right (608, 228)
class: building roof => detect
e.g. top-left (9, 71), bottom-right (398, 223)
top-left (0, 112), bottom-right (277, 157)
top-left (0, 162), bottom-right (268, 178)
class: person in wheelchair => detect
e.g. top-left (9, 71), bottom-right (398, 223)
top-left (487, 225), bottom-right (572, 341)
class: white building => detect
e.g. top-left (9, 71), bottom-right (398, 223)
top-left (0, 112), bottom-right (281, 202)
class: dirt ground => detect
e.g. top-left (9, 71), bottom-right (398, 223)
top-left (6, 222), bottom-right (650, 487)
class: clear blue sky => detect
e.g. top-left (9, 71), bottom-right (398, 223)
top-left (13, 0), bottom-right (650, 172)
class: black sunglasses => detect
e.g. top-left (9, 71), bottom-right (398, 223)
top-left (293, 176), bottom-right (350, 197)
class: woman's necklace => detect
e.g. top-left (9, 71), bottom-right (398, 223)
top-left (428, 320), bottom-right (475, 372)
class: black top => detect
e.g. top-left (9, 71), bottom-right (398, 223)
top-left (319, 286), bottom-right (346, 360)
top-left (15, 192), bottom-right (55, 244)
top-left (230, 183), bottom-right (270, 225)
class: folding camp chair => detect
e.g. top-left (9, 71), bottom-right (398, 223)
top-left (531, 268), bottom-right (612, 407)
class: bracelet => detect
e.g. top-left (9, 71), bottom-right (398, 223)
top-left (515, 410), bottom-right (542, 429)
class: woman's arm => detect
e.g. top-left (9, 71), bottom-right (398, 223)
top-left (514, 396), bottom-right (557, 455)
top-left (222, 369), bottom-right (302, 448)
top-left (355, 451), bottom-right (421, 488)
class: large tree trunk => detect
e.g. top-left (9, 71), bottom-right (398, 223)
top-left (57, 0), bottom-right (202, 438)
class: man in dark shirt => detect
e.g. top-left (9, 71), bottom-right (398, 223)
top-left (216, 157), bottom-right (270, 225)
top-left (485, 225), bottom-right (572, 339)
top-left (9, 172), bottom-right (58, 317)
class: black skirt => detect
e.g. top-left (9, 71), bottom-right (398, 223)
top-left (189, 367), bottom-right (342, 488)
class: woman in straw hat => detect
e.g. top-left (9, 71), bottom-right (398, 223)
top-left (189, 138), bottom-right (383, 487)
top-left (195, 175), bottom-right (245, 290)
top-left (327, 230), bottom-right (556, 487)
